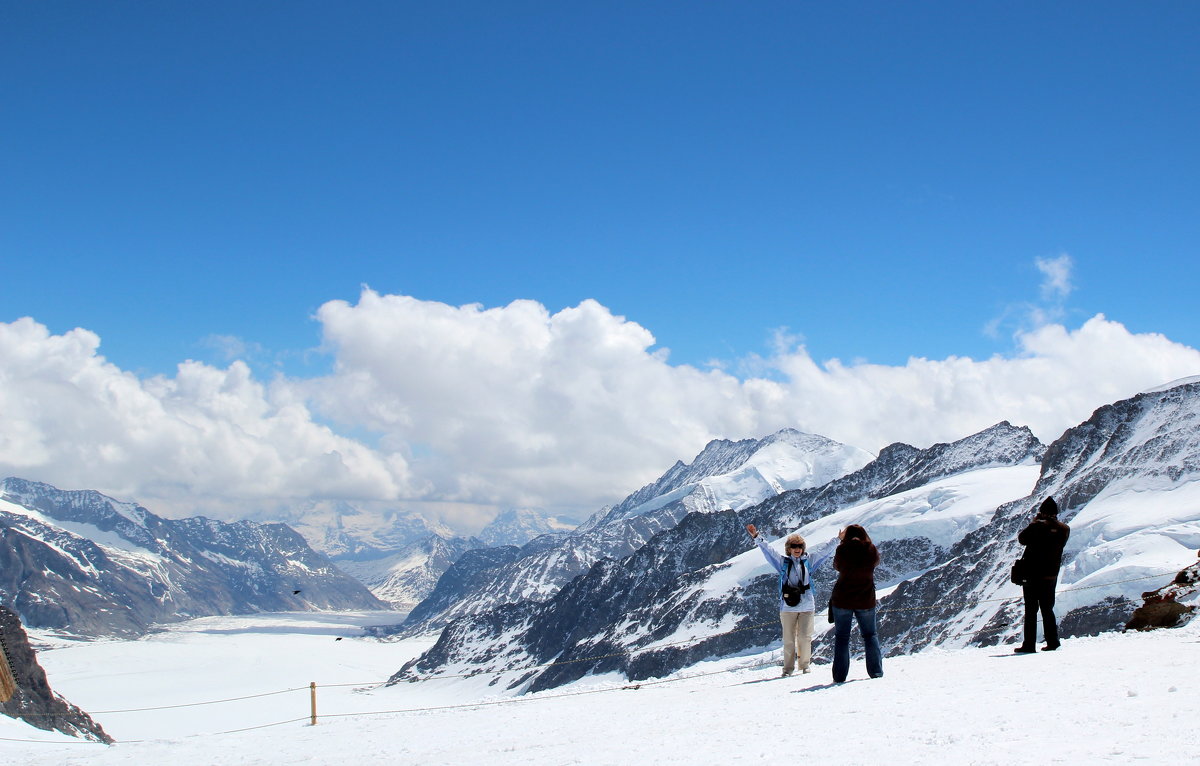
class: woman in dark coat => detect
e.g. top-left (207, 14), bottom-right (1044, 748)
top-left (830, 524), bottom-right (883, 682)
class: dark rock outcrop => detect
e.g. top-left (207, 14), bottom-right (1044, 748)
top-left (0, 606), bottom-right (112, 742)
top-left (1126, 553), bottom-right (1200, 631)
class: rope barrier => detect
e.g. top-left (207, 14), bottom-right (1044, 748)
top-left (874, 568), bottom-right (1177, 615)
top-left (90, 685), bottom-right (311, 715)
top-left (310, 657), bottom-right (783, 723)
top-left (0, 735), bottom-right (105, 744)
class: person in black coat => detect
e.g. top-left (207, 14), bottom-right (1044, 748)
top-left (830, 524), bottom-right (883, 682)
top-left (1014, 497), bottom-right (1071, 653)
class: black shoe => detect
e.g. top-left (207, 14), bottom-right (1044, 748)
top-left (1041, 643), bottom-right (1060, 651)
top-left (1013, 646), bottom-right (1036, 654)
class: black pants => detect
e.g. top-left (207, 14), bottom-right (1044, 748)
top-left (1022, 579), bottom-right (1059, 647)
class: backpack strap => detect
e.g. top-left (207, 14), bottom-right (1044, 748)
top-left (782, 557), bottom-right (810, 594)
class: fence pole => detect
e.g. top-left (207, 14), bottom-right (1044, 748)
top-left (310, 682), bottom-right (317, 726)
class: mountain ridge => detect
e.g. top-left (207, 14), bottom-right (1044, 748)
top-left (0, 479), bottom-right (385, 638)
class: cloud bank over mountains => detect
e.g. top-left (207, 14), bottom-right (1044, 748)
top-left (2, 290), bottom-right (1199, 527)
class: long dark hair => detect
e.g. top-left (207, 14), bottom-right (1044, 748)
top-left (842, 524), bottom-right (871, 543)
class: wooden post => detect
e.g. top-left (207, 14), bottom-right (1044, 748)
top-left (310, 682), bottom-right (317, 726)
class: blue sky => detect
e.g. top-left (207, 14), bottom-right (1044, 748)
top-left (6, 1), bottom-right (1197, 376)
top-left (2, 2), bottom-right (1199, 526)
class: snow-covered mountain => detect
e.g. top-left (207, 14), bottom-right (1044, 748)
top-left (477, 508), bottom-right (574, 548)
top-left (391, 421), bottom-right (1042, 689)
top-left (272, 502), bottom-right (571, 609)
top-left (0, 479), bottom-right (385, 638)
top-left (394, 381), bottom-right (1200, 693)
top-left (334, 534), bottom-right (482, 610)
top-left (396, 429), bottom-right (872, 634)
top-left (273, 500), bottom-right (456, 560)
top-left (578, 428), bottom-right (873, 531)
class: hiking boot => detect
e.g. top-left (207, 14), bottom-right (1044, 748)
top-left (1041, 643), bottom-right (1060, 651)
top-left (1013, 645), bottom-right (1036, 654)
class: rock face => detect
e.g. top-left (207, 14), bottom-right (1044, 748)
top-left (1126, 553), bottom-right (1200, 631)
top-left (391, 421), bottom-right (1047, 691)
top-left (0, 479), bottom-right (386, 638)
top-left (396, 429), bottom-right (873, 635)
top-left (0, 606), bottom-right (111, 742)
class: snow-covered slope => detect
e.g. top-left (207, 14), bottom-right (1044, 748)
top-left (581, 428), bottom-right (873, 530)
top-left (5, 610), bottom-right (1196, 764)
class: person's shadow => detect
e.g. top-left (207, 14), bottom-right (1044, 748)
top-left (791, 679), bottom-right (862, 693)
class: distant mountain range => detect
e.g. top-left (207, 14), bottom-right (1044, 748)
top-left (282, 504), bottom-right (575, 610)
top-left (391, 380), bottom-right (1200, 692)
top-left (0, 479), bottom-right (384, 638)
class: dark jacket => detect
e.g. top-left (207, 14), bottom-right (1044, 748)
top-left (1018, 516), bottom-right (1071, 580)
top-left (831, 538), bottom-right (880, 610)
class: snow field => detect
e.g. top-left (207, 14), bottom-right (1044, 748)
top-left (4, 610), bottom-right (1197, 765)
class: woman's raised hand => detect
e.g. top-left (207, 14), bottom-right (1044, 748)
top-left (746, 523), bottom-right (758, 539)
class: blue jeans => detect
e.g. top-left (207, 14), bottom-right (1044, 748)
top-left (831, 606), bottom-right (884, 683)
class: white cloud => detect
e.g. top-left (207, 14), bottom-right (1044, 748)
top-left (987, 254), bottom-right (1077, 339)
top-left (1036, 253), bottom-right (1074, 302)
top-left (200, 334), bottom-right (266, 363)
top-left (762, 315), bottom-right (1200, 455)
top-left (0, 317), bottom-right (416, 517)
top-left (3, 293), bottom-right (1200, 529)
top-left (301, 291), bottom-right (749, 513)
top-left (301, 290), bottom-right (1200, 519)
